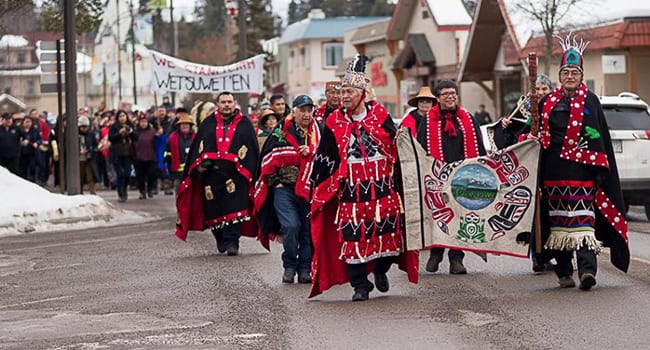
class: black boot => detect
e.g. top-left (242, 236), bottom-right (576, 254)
top-left (117, 187), bottom-right (126, 203)
top-left (122, 186), bottom-right (128, 201)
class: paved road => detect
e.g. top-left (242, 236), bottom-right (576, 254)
top-left (1, 191), bottom-right (649, 349)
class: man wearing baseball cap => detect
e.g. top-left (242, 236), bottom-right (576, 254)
top-left (255, 94), bottom-right (321, 284)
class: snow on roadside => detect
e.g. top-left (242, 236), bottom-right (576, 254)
top-left (0, 167), bottom-right (152, 237)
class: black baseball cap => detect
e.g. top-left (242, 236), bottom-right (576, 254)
top-left (1, 113), bottom-right (11, 120)
top-left (292, 95), bottom-right (315, 108)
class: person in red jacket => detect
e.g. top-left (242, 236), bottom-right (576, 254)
top-left (165, 111), bottom-right (196, 195)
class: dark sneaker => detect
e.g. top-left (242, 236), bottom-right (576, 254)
top-left (216, 239), bottom-right (227, 254)
top-left (449, 259), bottom-right (467, 275)
top-left (297, 272), bottom-right (312, 284)
top-left (147, 190), bottom-right (154, 198)
top-left (138, 192), bottom-right (146, 200)
top-left (374, 273), bottom-right (389, 293)
top-left (579, 273), bottom-right (596, 291)
top-left (558, 276), bottom-right (576, 288)
top-left (282, 270), bottom-right (295, 284)
top-left (532, 260), bottom-right (544, 273)
top-left (425, 254), bottom-right (443, 273)
top-left (352, 289), bottom-right (370, 301)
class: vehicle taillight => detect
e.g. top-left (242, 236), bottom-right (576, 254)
top-left (646, 130), bottom-right (650, 139)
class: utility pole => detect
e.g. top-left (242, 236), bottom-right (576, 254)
top-left (116, 0), bottom-right (123, 103)
top-left (130, 0), bottom-right (137, 105)
top-left (170, 0), bottom-right (176, 106)
top-left (237, 0), bottom-right (248, 114)
top-left (63, 0), bottom-right (80, 195)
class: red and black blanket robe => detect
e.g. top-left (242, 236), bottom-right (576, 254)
top-left (175, 109), bottom-right (268, 250)
top-left (166, 129), bottom-right (195, 177)
top-left (309, 100), bottom-right (418, 298)
top-left (253, 115), bottom-right (321, 243)
top-left (399, 109), bottom-right (425, 138)
top-left (313, 103), bottom-right (338, 125)
top-left (535, 83), bottom-right (629, 272)
top-left (415, 105), bottom-right (491, 257)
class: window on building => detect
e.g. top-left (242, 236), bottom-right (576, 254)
top-left (300, 47), bottom-right (305, 67)
top-left (422, 10), bottom-right (429, 19)
top-left (323, 43), bottom-right (343, 68)
top-left (27, 80), bottom-right (36, 96)
top-left (3, 87), bottom-right (10, 94)
top-left (18, 52), bottom-right (26, 63)
top-left (586, 79), bottom-right (595, 92)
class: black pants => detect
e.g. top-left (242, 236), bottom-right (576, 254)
top-left (554, 246), bottom-right (597, 278)
top-left (431, 248), bottom-right (465, 261)
top-left (134, 160), bottom-right (157, 194)
top-left (211, 222), bottom-right (241, 248)
top-left (347, 256), bottom-right (395, 292)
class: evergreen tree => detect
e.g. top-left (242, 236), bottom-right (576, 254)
top-left (40, 0), bottom-right (104, 34)
top-left (193, 0), bottom-right (228, 37)
top-left (246, 0), bottom-right (278, 57)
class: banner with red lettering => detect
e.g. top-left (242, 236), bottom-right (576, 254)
top-left (149, 49), bottom-right (265, 94)
top-left (397, 131), bottom-right (540, 258)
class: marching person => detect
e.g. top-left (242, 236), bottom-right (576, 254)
top-left (78, 116), bottom-right (99, 194)
top-left (175, 92), bottom-right (264, 256)
top-left (416, 80), bottom-right (487, 275)
top-left (313, 81), bottom-right (341, 124)
top-left (474, 104), bottom-right (492, 125)
top-left (0, 113), bottom-right (23, 175)
top-left (258, 108), bottom-right (279, 137)
top-left (133, 113), bottom-right (159, 199)
top-left (18, 113), bottom-right (42, 182)
top-left (400, 86), bottom-right (436, 137)
top-left (494, 74), bottom-right (555, 150)
top-left (255, 95), bottom-right (321, 284)
top-left (165, 111), bottom-right (196, 194)
top-left (310, 55), bottom-right (417, 301)
top-left (529, 34), bottom-right (629, 290)
top-left (109, 110), bottom-right (136, 202)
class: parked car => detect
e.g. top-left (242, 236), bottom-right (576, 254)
top-left (600, 92), bottom-right (650, 219)
top-left (480, 92), bottom-right (650, 220)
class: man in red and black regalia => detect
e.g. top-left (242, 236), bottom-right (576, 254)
top-left (175, 92), bottom-right (265, 256)
top-left (528, 34), bottom-right (629, 290)
top-left (313, 81), bottom-right (341, 125)
top-left (416, 80), bottom-right (487, 275)
top-left (310, 55), bottom-right (418, 301)
top-left (254, 95), bottom-right (321, 284)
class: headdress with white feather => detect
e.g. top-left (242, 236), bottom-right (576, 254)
top-left (555, 32), bottom-right (590, 73)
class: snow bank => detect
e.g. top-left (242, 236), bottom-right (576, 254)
top-left (0, 167), bottom-right (151, 237)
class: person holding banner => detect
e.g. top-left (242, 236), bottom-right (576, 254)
top-left (416, 80), bottom-right (487, 275)
top-left (527, 34), bottom-right (629, 290)
top-left (175, 92), bottom-right (265, 256)
top-left (254, 95), bottom-right (321, 284)
top-left (309, 55), bottom-right (418, 301)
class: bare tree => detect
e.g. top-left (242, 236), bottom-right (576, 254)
top-left (0, 1), bottom-right (35, 35)
top-left (513, 0), bottom-right (596, 76)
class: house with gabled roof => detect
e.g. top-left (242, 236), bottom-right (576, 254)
top-left (386, 0), bottom-right (492, 115)
top-left (521, 11), bottom-right (650, 101)
top-left (279, 9), bottom-right (387, 99)
top-left (458, 0), bottom-right (526, 118)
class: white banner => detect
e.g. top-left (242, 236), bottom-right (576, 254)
top-left (149, 50), bottom-right (265, 94)
top-left (397, 131), bottom-right (541, 258)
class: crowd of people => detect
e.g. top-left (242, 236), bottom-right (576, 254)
top-left (173, 34), bottom-right (629, 302)
top-left (0, 96), bottom-right (196, 202)
top-left (1, 34), bottom-right (629, 302)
